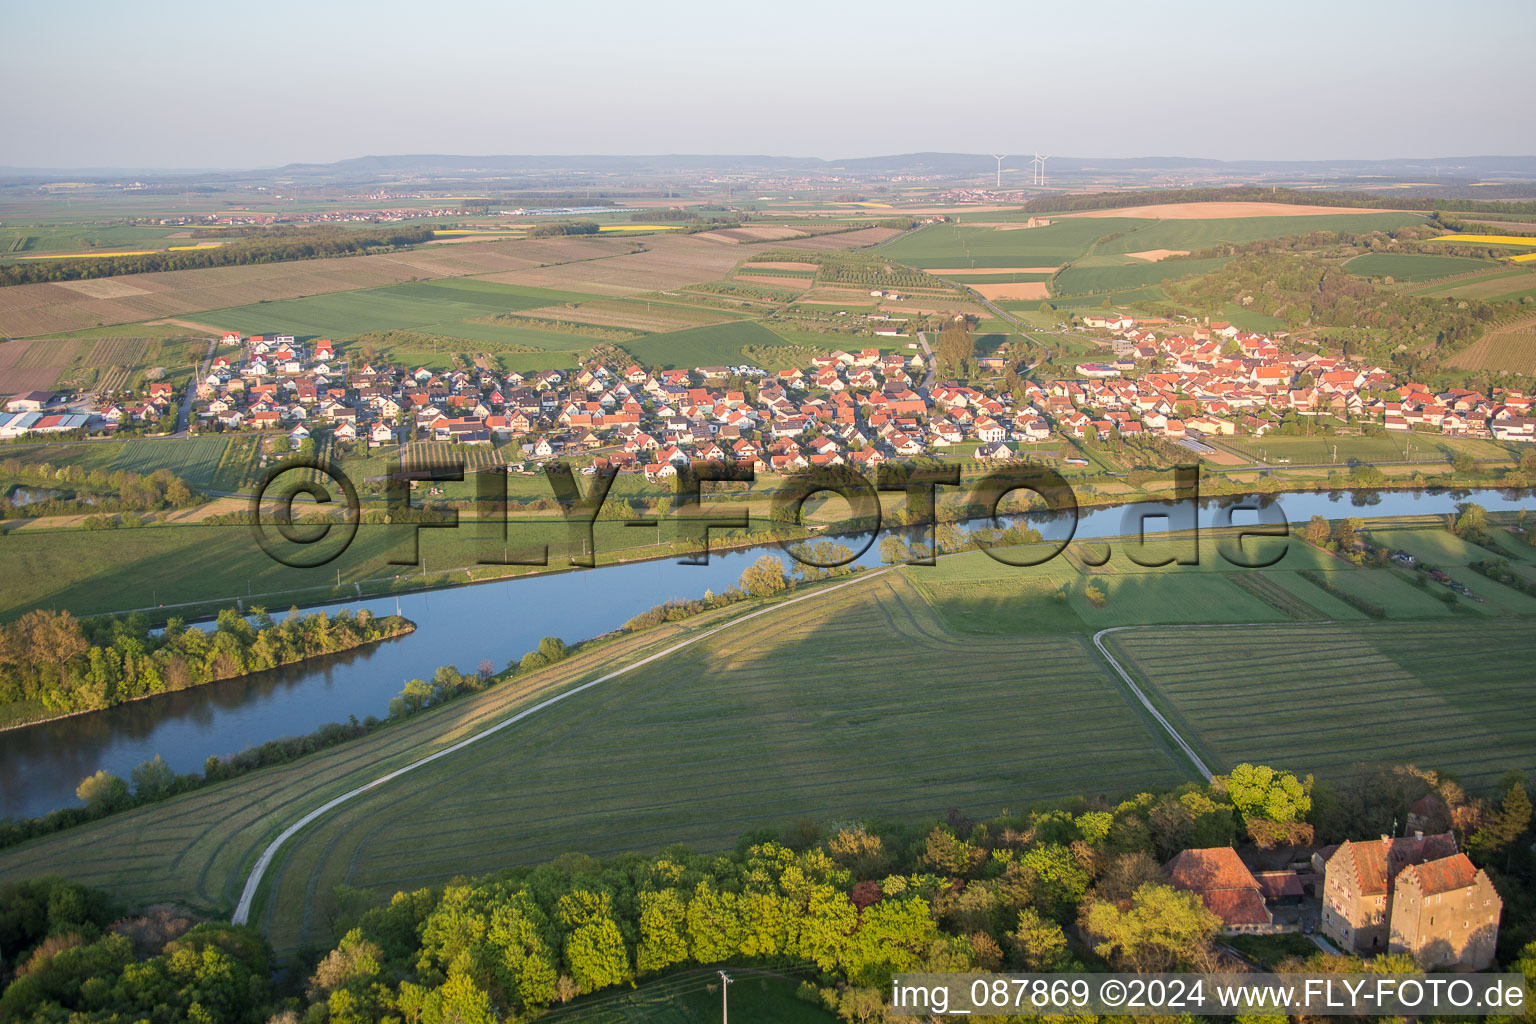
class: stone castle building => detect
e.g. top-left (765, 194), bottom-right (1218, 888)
top-left (1320, 833), bottom-right (1501, 970)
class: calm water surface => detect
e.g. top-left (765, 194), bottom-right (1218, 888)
top-left (2, 486), bottom-right (1529, 819)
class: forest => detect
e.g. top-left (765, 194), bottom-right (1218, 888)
top-left (3, 763), bottom-right (1530, 1023)
top-left (0, 225), bottom-right (438, 286)
top-left (0, 606), bottom-right (413, 717)
top-left (1162, 250), bottom-right (1513, 373)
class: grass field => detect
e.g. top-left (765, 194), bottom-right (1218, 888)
top-left (0, 512), bottom-right (799, 621)
top-left (111, 436), bottom-right (230, 486)
top-left (1217, 433), bottom-right (1511, 465)
top-left (1093, 213), bottom-right (1428, 255)
top-left (1052, 256), bottom-right (1231, 296)
top-left (874, 219), bottom-right (1136, 269)
top-left (1413, 267), bottom-right (1536, 302)
top-left (0, 572), bottom-right (1189, 953)
top-left (1106, 619), bottom-right (1536, 792)
top-left (622, 320), bottom-right (787, 368)
top-left (203, 278), bottom-right (601, 341)
top-left (1342, 252), bottom-right (1497, 281)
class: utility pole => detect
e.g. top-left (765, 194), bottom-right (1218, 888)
top-left (718, 971), bottom-right (734, 1024)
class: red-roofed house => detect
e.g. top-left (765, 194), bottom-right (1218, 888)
top-left (1165, 848), bottom-right (1273, 933)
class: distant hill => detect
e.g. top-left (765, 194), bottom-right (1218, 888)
top-left (3, 152), bottom-right (1534, 183)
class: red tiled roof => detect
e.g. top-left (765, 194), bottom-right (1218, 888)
top-left (1198, 889), bottom-right (1272, 927)
top-left (1334, 833), bottom-right (1457, 895)
top-left (1167, 848), bottom-right (1259, 891)
top-left (1255, 871), bottom-right (1305, 899)
top-left (1402, 853), bottom-right (1479, 896)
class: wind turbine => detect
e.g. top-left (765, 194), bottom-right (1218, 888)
top-left (1032, 155), bottom-right (1050, 187)
top-left (991, 154), bottom-right (1007, 189)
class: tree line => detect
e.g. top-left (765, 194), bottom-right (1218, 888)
top-left (0, 225), bottom-right (438, 286)
top-left (2, 759), bottom-right (1532, 1022)
top-left (0, 606), bottom-right (413, 717)
top-left (0, 461), bottom-right (198, 521)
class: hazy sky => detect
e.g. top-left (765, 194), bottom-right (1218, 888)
top-left (3, 0), bottom-right (1532, 169)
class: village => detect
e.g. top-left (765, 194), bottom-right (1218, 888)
top-left (5, 312), bottom-right (1535, 477)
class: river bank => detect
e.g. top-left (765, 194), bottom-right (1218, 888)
top-left (0, 484), bottom-right (1530, 821)
top-left (0, 615), bottom-right (416, 734)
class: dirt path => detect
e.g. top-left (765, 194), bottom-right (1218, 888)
top-left (231, 568), bottom-right (891, 926)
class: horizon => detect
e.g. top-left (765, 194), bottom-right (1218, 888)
top-left (4, 150), bottom-right (1536, 177)
top-left (4, 0), bottom-right (1533, 169)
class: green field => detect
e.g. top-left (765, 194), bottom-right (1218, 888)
top-left (1218, 432), bottom-right (1511, 465)
top-left (111, 435), bottom-right (230, 486)
top-left (0, 511), bottom-right (796, 621)
top-left (0, 572), bottom-right (1189, 952)
top-left (929, 271), bottom-right (1053, 284)
top-left (1052, 256), bottom-right (1231, 295)
top-left (1343, 252), bottom-right (1496, 281)
top-left (1410, 267), bottom-right (1536, 302)
top-left (874, 219), bottom-right (1139, 269)
top-left (1107, 619), bottom-right (1536, 792)
top-left (622, 320), bottom-right (787, 368)
top-left (0, 223), bottom-right (236, 263)
top-left (1093, 213), bottom-right (1429, 254)
top-left (204, 278), bottom-right (601, 341)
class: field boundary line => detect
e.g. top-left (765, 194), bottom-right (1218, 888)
top-left (231, 567), bottom-right (891, 926)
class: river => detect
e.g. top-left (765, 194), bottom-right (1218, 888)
top-left (2, 486), bottom-right (1530, 820)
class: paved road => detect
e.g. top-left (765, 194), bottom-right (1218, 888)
top-left (174, 336), bottom-right (217, 435)
top-left (915, 331), bottom-right (935, 388)
top-left (1091, 625), bottom-right (1214, 780)
top-left (231, 567), bottom-right (892, 926)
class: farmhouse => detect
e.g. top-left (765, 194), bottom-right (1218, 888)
top-left (1164, 847), bottom-right (1274, 934)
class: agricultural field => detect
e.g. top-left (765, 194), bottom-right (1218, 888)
top-left (875, 219), bottom-right (1128, 270)
top-left (1342, 252), bottom-right (1497, 281)
top-left (0, 572), bottom-right (1189, 952)
top-left (203, 278), bottom-right (599, 341)
top-left (399, 439), bottom-right (507, 474)
top-left (1448, 314), bottom-right (1536, 374)
top-left (1427, 233), bottom-right (1536, 250)
top-left (1412, 267), bottom-right (1536, 302)
top-left (0, 337), bottom-right (73, 393)
top-left (0, 236), bottom-right (640, 338)
top-left (111, 435), bottom-right (230, 487)
top-left (1091, 212), bottom-right (1428, 255)
top-left (209, 435), bottom-right (261, 492)
top-left (0, 223), bottom-right (233, 263)
top-left (622, 319), bottom-right (789, 368)
top-left (1051, 256), bottom-right (1231, 295)
top-left (1219, 432), bottom-right (1510, 464)
top-left (1217, 303), bottom-right (1292, 333)
top-left (1106, 619), bottom-right (1536, 792)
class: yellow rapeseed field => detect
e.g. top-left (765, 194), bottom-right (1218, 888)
top-left (1508, 252), bottom-right (1536, 264)
top-left (17, 250), bottom-right (159, 259)
top-left (1429, 233), bottom-right (1536, 247)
